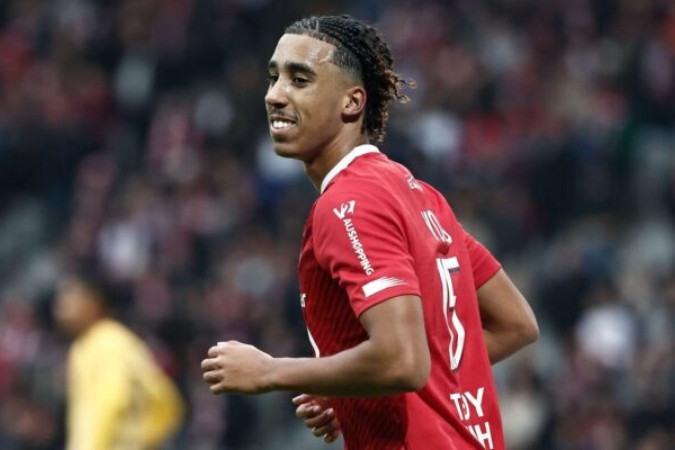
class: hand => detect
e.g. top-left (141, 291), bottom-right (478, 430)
top-left (201, 341), bottom-right (273, 395)
top-left (293, 394), bottom-right (341, 444)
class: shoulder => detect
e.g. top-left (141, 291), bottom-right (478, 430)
top-left (314, 177), bottom-right (396, 223)
top-left (317, 156), bottom-right (402, 210)
top-left (84, 320), bottom-right (137, 351)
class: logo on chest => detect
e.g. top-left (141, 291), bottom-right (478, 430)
top-left (332, 200), bottom-right (356, 219)
top-left (331, 200), bottom-right (375, 276)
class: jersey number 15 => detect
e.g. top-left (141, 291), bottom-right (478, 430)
top-left (422, 210), bottom-right (466, 371)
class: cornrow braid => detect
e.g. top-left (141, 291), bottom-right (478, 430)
top-left (285, 15), bottom-right (413, 143)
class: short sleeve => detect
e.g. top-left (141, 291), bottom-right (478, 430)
top-left (463, 229), bottom-right (501, 289)
top-left (313, 185), bottom-right (421, 317)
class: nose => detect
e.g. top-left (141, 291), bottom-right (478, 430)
top-left (265, 80), bottom-right (288, 109)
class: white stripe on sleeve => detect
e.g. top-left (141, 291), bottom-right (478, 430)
top-left (362, 277), bottom-right (406, 297)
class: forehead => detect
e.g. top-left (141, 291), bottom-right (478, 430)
top-left (269, 33), bottom-right (336, 69)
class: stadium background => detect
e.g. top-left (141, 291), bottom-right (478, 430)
top-left (0, 0), bottom-right (674, 448)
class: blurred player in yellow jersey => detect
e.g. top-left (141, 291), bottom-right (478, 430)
top-left (54, 271), bottom-right (184, 450)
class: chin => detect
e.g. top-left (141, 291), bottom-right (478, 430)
top-left (272, 141), bottom-right (301, 159)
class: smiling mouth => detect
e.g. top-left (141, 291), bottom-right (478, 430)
top-left (271, 119), bottom-right (296, 130)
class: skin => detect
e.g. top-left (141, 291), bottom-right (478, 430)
top-left (293, 269), bottom-right (539, 442)
top-left (292, 394), bottom-right (340, 443)
top-left (53, 279), bottom-right (109, 338)
top-left (201, 296), bottom-right (430, 395)
top-left (201, 28), bottom-right (430, 403)
top-left (478, 269), bottom-right (539, 364)
top-left (202, 32), bottom-right (539, 444)
top-left (264, 33), bottom-right (368, 189)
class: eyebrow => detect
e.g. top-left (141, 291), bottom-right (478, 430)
top-left (267, 60), bottom-right (317, 76)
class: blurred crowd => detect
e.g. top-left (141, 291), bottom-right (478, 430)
top-left (0, 0), bottom-right (674, 449)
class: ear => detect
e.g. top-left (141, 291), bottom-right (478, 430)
top-left (342, 85), bottom-right (367, 122)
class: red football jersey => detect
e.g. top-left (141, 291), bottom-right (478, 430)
top-left (298, 145), bottom-right (505, 450)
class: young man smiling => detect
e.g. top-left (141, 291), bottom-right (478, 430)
top-left (201, 15), bottom-right (538, 450)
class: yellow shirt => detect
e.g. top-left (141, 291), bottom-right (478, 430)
top-left (67, 319), bottom-right (184, 450)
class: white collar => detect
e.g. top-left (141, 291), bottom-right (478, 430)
top-left (320, 144), bottom-right (380, 193)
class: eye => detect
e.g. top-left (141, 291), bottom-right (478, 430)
top-left (267, 74), bottom-right (279, 84)
top-left (292, 77), bottom-right (309, 86)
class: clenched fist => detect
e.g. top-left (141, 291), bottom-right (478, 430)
top-left (201, 341), bottom-right (274, 395)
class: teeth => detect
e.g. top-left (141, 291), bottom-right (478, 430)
top-left (272, 120), bottom-right (294, 129)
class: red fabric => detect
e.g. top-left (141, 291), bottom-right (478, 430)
top-left (298, 151), bottom-right (505, 450)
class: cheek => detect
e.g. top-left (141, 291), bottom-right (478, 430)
top-left (55, 302), bottom-right (76, 324)
top-left (55, 296), bottom-right (84, 321)
top-left (308, 92), bottom-right (343, 125)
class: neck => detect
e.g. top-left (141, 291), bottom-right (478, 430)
top-left (304, 133), bottom-right (369, 191)
top-left (77, 315), bottom-right (110, 338)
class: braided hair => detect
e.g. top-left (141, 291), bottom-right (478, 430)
top-left (285, 15), bottom-right (412, 143)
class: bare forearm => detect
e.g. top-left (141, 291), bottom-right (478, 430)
top-left (483, 328), bottom-right (534, 364)
top-left (266, 339), bottom-right (424, 396)
top-left (265, 297), bottom-right (430, 396)
top-left (202, 296), bottom-right (430, 397)
top-left (478, 269), bottom-right (539, 364)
